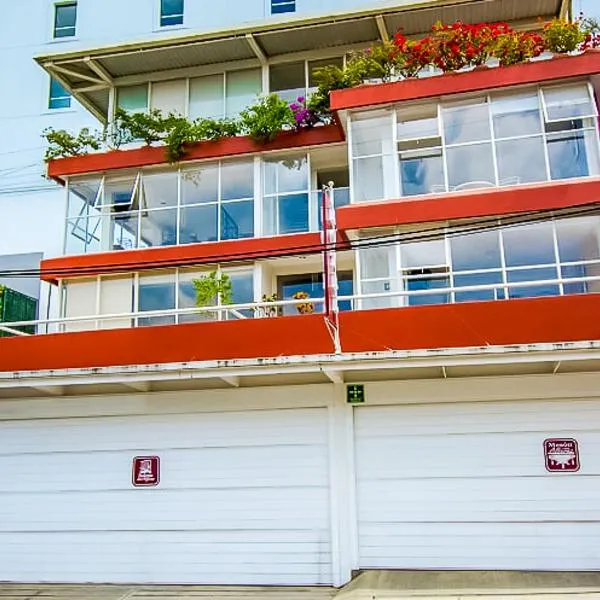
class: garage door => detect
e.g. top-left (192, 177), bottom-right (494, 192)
top-left (355, 399), bottom-right (600, 570)
top-left (0, 408), bottom-right (331, 585)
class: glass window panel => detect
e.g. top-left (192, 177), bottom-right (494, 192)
top-left (503, 222), bottom-right (556, 267)
top-left (117, 85), bottom-right (148, 113)
top-left (262, 196), bottom-right (277, 236)
top-left (491, 92), bottom-right (542, 138)
top-left (405, 273), bottom-right (450, 306)
top-left (227, 271), bottom-right (254, 318)
top-left (140, 209), bottom-right (178, 247)
top-left (181, 165), bottom-right (218, 204)
top-left (353, 157), bottom-right (384, 202)
top-left (160, 0), bottom-right (184, 26)
top-left (221, 201), bottom-right (254, 240)
top-left (556, 217), bottom-right (600, 263)
top-left (543, 85), bottom-right (595, 121)
top-left (496, 137), bottom-right (547, 186)
top-left (221, 161), bottom-right (254, 200)
top-left (150, 79), bottom-right (186, 115)
top-left (278, 274), bottom-right (323, 316)
top-left (451, 230), bottom-right (501, 271)
top-left (279, 193), bottom-right (309, 234)
top-left (49, 78), bottom-right (71, 110)
top-left (65, 216), bottom-right (101, 255)
top-left (446, 143), bottom-right (496, 190)
top-left (506, 266), bottom-right (560, 299)
top-left (271, 0), bottom-right (295, 14)
top-left (397, 105), bottom-right (439, 140)
top-left (547, 129), bottom-right (600, 180)
top-left (361, 279), bottom-right (397, 309)
top-left (138, 271), bottom-right (176, 326)
top-left (401, 240), bottom-right (446, 269)
top-left (178, 269), bottom-right (216, 323)
top-left (226, 69), bottom-right (261, 118)
top-left (360, 246), bottom-right (392, 279)
top-left (54, 2), bottom-right (77, 37)
top-left (110, 212), bottom-right (138, 251)
top-left (443, 99), bottom-right (490, 145)
top-left (179, 204), bottom-right (218, 244)
top-left (400, 149), bottom-right (444, 196)
top-left (269, 62), bottom-right (305, 104)
top-left (351, 113), bottom-right (394, 157)
top-left (189, 74), bottom-right (224, 120)
top-left (263, 157), bottom-right (307, 195)
top-left (454, 271), bottom-right (504, 302)
top-left (104, 176), bottom-right (138, 209)
top-left (68, 177), bottom-right (101, 218)
top-left (308, 58), bottom-right (344, 89)
top-left (141, 171), bottom-right (178, 209)
top-left (338, 273), bottom-right (354, 312)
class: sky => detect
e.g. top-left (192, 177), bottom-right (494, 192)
top-left (576, 0), bottom-right (600, 18)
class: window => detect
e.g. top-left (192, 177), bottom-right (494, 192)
top-left (117, 85), bottom-right (149, 113)
top-left (160, 0), bottom-right (184, 26)
top-left (350, 83), bottom-right (600, 201)
top-left (271, 0), bottom-right (295, 14)
top-left (48, 77), bottom-right (71, 110)
top-left (357, 216), bottom-right (600, 309)
top-left (263, 156), bottom-right (309, 235)
top-left (53, 2), bottom-right (77, 38)
top-left (138, 271), bottom-right (176, 327)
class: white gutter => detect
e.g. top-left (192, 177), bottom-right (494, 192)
top-left (2, 340), bottom-right (600, 389)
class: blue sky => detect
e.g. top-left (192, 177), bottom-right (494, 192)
top-left (576, 0), bottom-right (600, 18)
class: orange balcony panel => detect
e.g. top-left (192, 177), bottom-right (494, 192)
top-left (1, 295), bottom-right (599, 373)
top-left (47, 124), bottom-right (345, 182)
top-left (41, 232), bottom-right (350, 283)
top-left (331, 51), bottom-right (600, 112)
top-left (337, 178), bottom-right (600, 231)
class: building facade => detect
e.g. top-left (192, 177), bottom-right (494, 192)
top-left (2, 0), bottom-right (600, 594)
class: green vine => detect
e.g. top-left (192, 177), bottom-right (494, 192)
top-left (43, 127), bottom-right (102, 161)
top-left (192, 271), bottom-right (233, 311)
top-left (239, 94), bottom-right (295, 143)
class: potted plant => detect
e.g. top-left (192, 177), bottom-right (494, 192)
top-left (192, 271), bottom-right (232, 317)
top-left (293, 290), bottom-right (315, 314)
top-left (257, 293), bottom-right (281, 318)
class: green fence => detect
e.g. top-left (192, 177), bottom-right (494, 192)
top-left (0, 286), bottom-right (38, 337)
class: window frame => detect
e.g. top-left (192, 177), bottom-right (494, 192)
top-left (48, 77), bottom-right (72, 110)
top-left (53, 1), bottom-right (77, 39)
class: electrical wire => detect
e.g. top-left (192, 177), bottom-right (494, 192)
top-left (1, 202), bottom-right (599, 278)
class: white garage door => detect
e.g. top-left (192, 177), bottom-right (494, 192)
top-left (0, 408), bottom-right (331, 585)
top-left (355, 399), bottom-right (600, 570)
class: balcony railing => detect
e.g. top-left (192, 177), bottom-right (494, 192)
top-left (3, 270), bottom-right (600, 337)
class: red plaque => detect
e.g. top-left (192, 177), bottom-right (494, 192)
top-left (132, 456), bottom-right (160, 487)
top-left (544, 439), bottom-right (580, 472)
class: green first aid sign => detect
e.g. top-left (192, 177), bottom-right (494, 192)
top-left (346, 384), bottom-right (365, 404)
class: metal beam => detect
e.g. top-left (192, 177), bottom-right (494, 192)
top-left (50, 63), bottom-right (105, 85)
top-left (245, 33), bottom-right (268, 66)
top-left (84, 57), bottom-right (114, 84)
top-left (375, 15), bottom-right (390, 43)
top-left (73, 83), bottom-right (110, 93)
top-left (220, 376), bottom-right (240, 387)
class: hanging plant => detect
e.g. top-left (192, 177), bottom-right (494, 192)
top-left (192, 271), bottom-right (233, 313)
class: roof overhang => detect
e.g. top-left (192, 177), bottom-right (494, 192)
top-left (34, 0), bottom-right (565, 124)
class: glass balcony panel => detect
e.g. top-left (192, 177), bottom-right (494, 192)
top-left (221, 161), bottom-right (254, 201)
top-left (109, 212), bottom-right (138, 251)
top-left (506, 266), bottom-right (560, 299)
top-left (399, 148), bottom-right (445, 196)
top-left (451, 230), bottom-right (502, 271)
top-left (442, 99), bottom-right (490, 145)
top-left (503, 222), bottom-right (555, 267)
top-left (547, 128), bottom-right (600, 180)
top-left (220, 201), bottom-right (254, 240)
top-left (179, 204), bottom-right (218, 244)
top-left (454, 271), bottom-right (504, 302)
top-left (543, 84), bottom-right (596, 122)
top-left (446, 143), bottom-right (496, 190)
top-left (556, 216), bottom-right (600, 263)
top-left (181, 165), bottom-right (218, 204)
top-left (496, 136), bottom-right (547, 186)
top-left (491, 92), bottom-right (542, 138)
top-left (138, 271), bottom-right (176, 327)
top-left (279, 193), bottom-right (309, 234)
top-left (139, 208), bottom-right (178, 247)
top-left (141, 171), bottom-right (178, 209)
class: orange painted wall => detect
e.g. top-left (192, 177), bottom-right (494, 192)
top-left (337, 178), bottom-right (600, 231)
top-left (1, 295), bottom-right (599, 373)
top-left (331, 50), bottom-right (600, 112)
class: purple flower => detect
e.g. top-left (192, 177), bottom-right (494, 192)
top-left (289, 103), bottom-right (300, 111)
top-left (297, 96), bottom-right (305, 104)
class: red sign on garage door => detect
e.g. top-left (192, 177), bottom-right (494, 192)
top-left (544, 439), bottom-right (580, 472)
top-left (132, 456), bottom-right (160, 486)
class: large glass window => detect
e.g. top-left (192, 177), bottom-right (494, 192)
top-left (54, 2), bottom-right (77, 38)
top-left (263, 156), bottom-right (309, 235)
top-left (358, 216), bottom-right (600, 309)
top-left (350, 83), bottom-right (600, 201)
